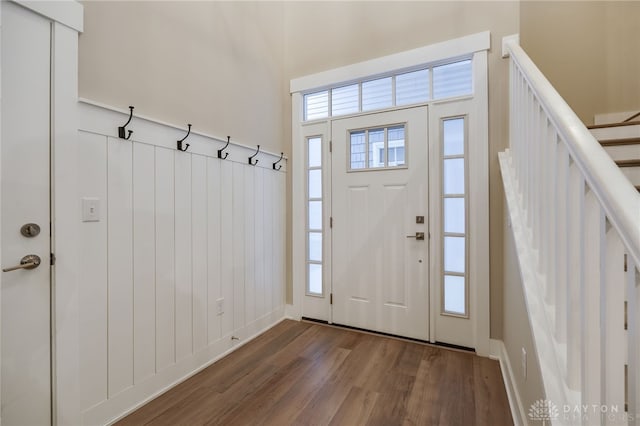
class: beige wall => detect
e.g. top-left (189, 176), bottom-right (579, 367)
top-left (79, 1), bottom-right (286, 154)
top-left (503, 202), bottom-right (546, 415)
top-left (520, 1), bottom-right (640, 125)
top-left (79, 1), bottom-right (520, 340)
top-left (283, 1), bottom-right (519, 338)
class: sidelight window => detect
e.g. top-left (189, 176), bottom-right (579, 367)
top-left (441, 117), bottom-right (467, 316)
top-left (307, 136), bottom-right (323, 296)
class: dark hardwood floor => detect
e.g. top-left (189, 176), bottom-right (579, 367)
top-left (116, 320), bottom-right (513, 426)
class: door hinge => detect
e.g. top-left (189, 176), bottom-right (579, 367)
top-left (624, 254), bottom-right (628, 272)
top-left (330, 293), bottom-right (333, 305)
top-left (329, 141), bottom-right (332, 153)
top-left (330, 217), bottom-right (333, 228)
top-left (50, 253), bottom-right (56, 266)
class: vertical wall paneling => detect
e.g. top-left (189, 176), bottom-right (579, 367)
top-left (192, 155), bottom-right (208, 353)
top-left (207, 158), bottom-right (222, 343)
top-left (107, 137), bottom-right (134, 397)
top-left (275, 173), bottom-right (286, 309)
top-left (77, 101), bottom-right (286, 424)
top-left (132, 142), bottom-right (156, 384)
top-left (263, 170), bottom-right (274, 315)
top-left (244, 166), bottom-right (256, 325)
top-left (233, 162), bottom-right (246, 331)
top-left (78, 132), bottom-right (108, 410)
top-left (175, 152), bottom-right (193, 361)
top-left (220, 160), bottom-right (235, 337)
top-left (254, 168), bottom-right (265, 319)
top-left (155, 147), bottom-right (176, 371)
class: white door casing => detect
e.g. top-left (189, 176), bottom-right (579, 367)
top-left (331, 107), bottom-right (429, 341)
top-left (291, 32), bottom-right (490, 354)
top-left (1, 2), bottom-right (52, 424)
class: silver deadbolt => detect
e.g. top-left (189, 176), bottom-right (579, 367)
top-left (2, 254), bottom-right (41, 272)
top-left (20, 223), bottom-right (40, 238)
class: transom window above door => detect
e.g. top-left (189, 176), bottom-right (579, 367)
top-left (303, 59), bottom-right (472, 121)
top-left (349, 124), bottom-right (406, 171)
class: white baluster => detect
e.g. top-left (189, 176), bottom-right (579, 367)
top-left (627, 265), bottom-right (640, 425)
top-left (603, 226), bottom-right (626, 425)
top-left (555, 141), bottom-right (569, 345)
top-left (581, 188), bottom-right (605, 424)
top-left (567, 159), bottom-right (584, 390)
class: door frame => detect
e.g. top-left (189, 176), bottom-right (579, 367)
top-left (0, 1), bottom-right (83, 424)
top-left (290, 31), bottom-right (490, 356)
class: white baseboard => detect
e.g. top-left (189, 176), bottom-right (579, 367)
top-left (98, 308), bottom-right (286, 426)
top-left (491, 339), bottom-right (526, 426)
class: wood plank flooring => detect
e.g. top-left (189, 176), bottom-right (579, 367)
top-left (116, 320), bottom-right (513, 426)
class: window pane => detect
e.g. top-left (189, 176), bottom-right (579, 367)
top-left (332, 84), bottom-right (359, 116)
top-left (304, 91), bottom-right (329, 120)
top-left (308, 263), bottom-right (322, 294)
top-left (444, 158), bottom-right (465, 194)
top-left (444, 197), bottom-right (465, 234)
top-left (443, 118), bottom-right (464, 156)
top-left (362, 77), bottom-right (392, 111)
top-left (308, 169), bottom-right (322, 199)
top-left (309, 201), bottom-right (322, 230)
top-left (396, 69), bottom-right (429, 105)
top-left (368, 128), bottom-right (385, 168)
top-left (444, 275), bottom-right (466, 315)
top-left (388, 126), bottom-right (405, 166)
top-left (308, 232), bottom-right (322, 262)
top-left (350, 130), bottom-right (366, 169)
top-left (308, 137), bottom-right (321, 168)
top-left (444, 236), bottom-right (465, 273)
top-left (433, 60), bottom-right (472, 99)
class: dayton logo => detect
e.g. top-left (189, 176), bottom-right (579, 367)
top-left (529, 399), bottom-right (560, 425)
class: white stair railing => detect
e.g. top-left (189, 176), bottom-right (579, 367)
top-left (500, 36), bottom-right (640, 425)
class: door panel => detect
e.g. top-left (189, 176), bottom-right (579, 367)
top-left (1, 2), bottom-right (52, 424)
top-left (331, 107), bottom-right (429, 341)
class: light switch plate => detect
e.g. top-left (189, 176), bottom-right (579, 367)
top-left (82, 197), bottom-right (100, 222)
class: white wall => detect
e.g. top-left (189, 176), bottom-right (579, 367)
top-left (74, 102), bottom-right (286, 425)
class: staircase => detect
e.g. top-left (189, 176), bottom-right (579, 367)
top-left (589, 118), bottom-right (640, 192)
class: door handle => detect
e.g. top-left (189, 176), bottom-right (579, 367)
top-left (406, 232), bottom-right (425, 241)
top-left (2, 254), bottom-right (41, 272)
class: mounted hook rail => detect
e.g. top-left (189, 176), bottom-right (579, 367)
top-left (118, 106), bottom-right (134, 140)
top-left (218, 136), bottom-right (230, 159)
top-left (248, 145), bottom-right (260, 166)
top-left (177, 124), bottom-right (191, 152)
top-left (273, 152), bottom-right (284, 170)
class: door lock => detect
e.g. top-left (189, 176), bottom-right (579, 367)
top-left (2, 254), bottom-right (41, 272)
top-left (406, 232), bottom-right (425, 241)
top-left (20, 223), bottom-right (41, 238)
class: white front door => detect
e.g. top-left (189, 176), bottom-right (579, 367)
top-left (1, 2), bottom-right (52, 424)
top-left (331, 107), bottom-right (429, 341)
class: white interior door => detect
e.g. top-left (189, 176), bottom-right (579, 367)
top-left (331, 107), bottom-right (429, 341)
top-left (1, 2), bottom-right (52, 424)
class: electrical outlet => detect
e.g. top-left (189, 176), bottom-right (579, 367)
top-left (216, 298), bottom-right (224, 316)
top-left (521, 348), bottom-right (527, 380)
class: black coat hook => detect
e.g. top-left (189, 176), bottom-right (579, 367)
top-left (273, 152), bottom-right (284, 170)
top-left (248, 145), bottom-right (260, 166)
top-left (118, 106), bottom-right (134, 140)
top-left (218, 136), bottom-right (230, 159)
top-left (177, 124), bottom-right (191, 152)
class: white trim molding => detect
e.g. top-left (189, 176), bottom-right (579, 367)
top-left (13, 0), bottom-right (83, 32)
top-left (290, 31), bottom-right (490, 94)
top-left (291, 32), bottom-right (491, 355)
top-left (491, 339), bottom-right (526, 426)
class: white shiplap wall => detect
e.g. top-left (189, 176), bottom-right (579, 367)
top-left (77, 102), bottom-right (286, 425)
